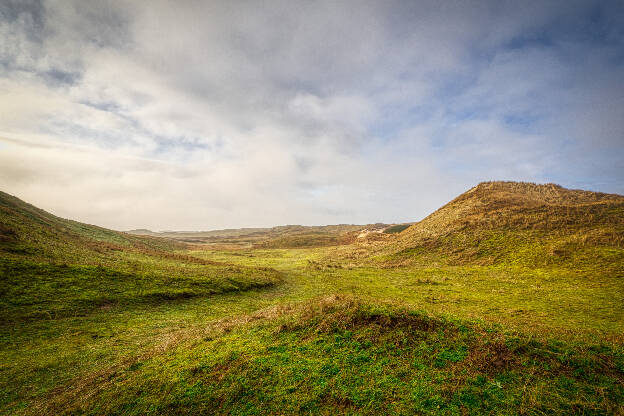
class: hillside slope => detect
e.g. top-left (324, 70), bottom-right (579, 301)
top-left (361, 182), bottom-right (624, 271)
top-left (28, 296), bottom-right (624, 415)
top-left (0, 191), bottom-right (185, 262)
top-left (0, 191), bottom-right (281, 322)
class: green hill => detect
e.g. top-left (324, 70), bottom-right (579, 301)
top-left (0, 191), bottom-right (281, 323)
top-left (0, 190), bottom-right (186, 261)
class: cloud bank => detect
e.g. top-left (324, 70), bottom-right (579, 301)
top-left (1, 0), bottom-right (623, 230)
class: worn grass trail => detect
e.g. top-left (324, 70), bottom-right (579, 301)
top-left (1, 288), bottom-right (284, 413)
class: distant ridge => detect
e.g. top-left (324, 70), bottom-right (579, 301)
top-left (127, 223), bottom-right (393, 248)
top-left (126, 228), bottom-right (156, 235)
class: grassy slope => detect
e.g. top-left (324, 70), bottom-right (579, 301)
top-left (2, 183), bottom-right (624, 415)
top-left (39, 297), bottom-right (623, 415)
top-left (366, 182), bottom-right (624, 271)
top-left (0, 191), bottom-right (183, 260)
top-left (0, 191), bottom-right (281, 324)
top-left (191, 245), bottom-right (623, 337)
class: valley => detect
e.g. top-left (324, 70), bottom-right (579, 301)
top-left (1, 182), bottom-right (623, 415)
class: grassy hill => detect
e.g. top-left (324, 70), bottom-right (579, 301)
top-left (0, 191), bottom-right (281, 323)
top-left (2, 184), bottom-right (623, 415)
top-left (0, 190), bottom-right (184, 261)
top-left (358, 182), bottom-right (624, 272)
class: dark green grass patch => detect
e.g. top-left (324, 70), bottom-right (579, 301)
top-left (383, 224), bottom-right (411, 234)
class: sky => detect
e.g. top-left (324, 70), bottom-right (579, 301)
top-left (0, 0), bottom-right (623, 231)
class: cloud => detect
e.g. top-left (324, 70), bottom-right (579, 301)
top-left (0, 0), bottom-right (622, 229)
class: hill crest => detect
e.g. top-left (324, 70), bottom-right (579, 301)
top-left (400, 181), bottom-right (624, 238)
top-left (456, 181), bottom-right (623, 207)
top-left (355, 181), bottom-right (624, 269)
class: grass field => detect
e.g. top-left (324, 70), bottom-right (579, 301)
top-left (1, 184), bottom-right (623, 415)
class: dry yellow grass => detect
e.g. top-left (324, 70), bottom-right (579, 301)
top-left (337, 182), bottom-right (624, 268)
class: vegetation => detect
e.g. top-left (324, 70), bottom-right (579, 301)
top-left (1, 182), bottom-right (623, 415)
top-left (0, 258), bottom-right (279, 323)
top-left (383, 223), bottom-right (412, 234)
top-left (376, 181), bottom-right (624, 267)
top-left (27, 297), bottom-right (624, 415)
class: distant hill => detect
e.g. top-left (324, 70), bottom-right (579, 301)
top-left (365, 181), bottom-right (624, 271)
top-left (125, 228), bottom-right (156, 236)
top-left (128, 223), bottom-right (395, 248)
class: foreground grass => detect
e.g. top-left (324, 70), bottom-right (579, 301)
top-left (21, 297), bottom-right (624, 415)
top-left (2, 246), bottom-right (623, 415)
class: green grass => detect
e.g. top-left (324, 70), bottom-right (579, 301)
top-left (0, 257), bottom-right (280, 323)
top-left (0, 191), bottom-right (286, 414)
top-left (383, 224), bottom-right (411, 234)
top-left (20, 297), bottom-right (624, 415)
top-left (4, 245), bottom-right (622, 414)
top-left (192, 248), bottom-right (624, 337)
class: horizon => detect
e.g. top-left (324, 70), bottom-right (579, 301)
top-left (3, 179), bottom-right (620, 233)
top-left (99, 180), bottom-right (624, 232)
top-left (1, 1), bottom-right (623, 230)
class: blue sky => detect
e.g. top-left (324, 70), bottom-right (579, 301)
top-left (0, 0), bottom-right (623, 230)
